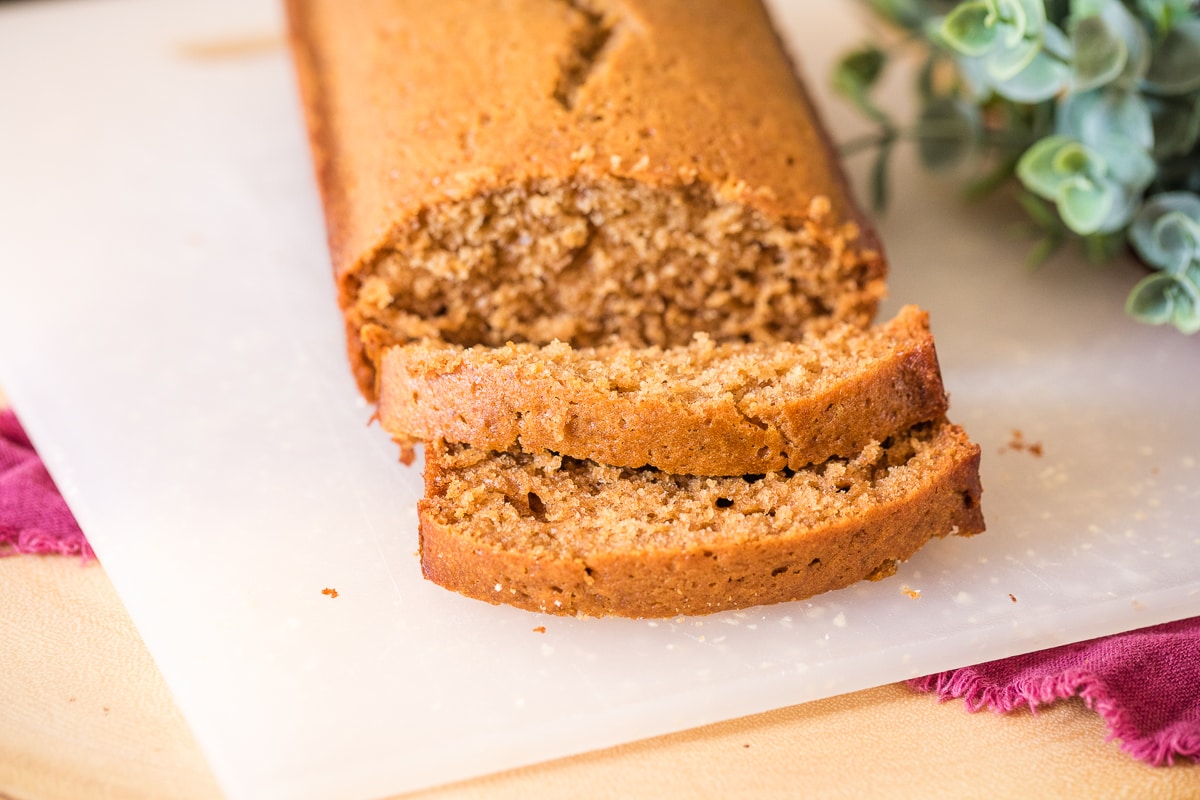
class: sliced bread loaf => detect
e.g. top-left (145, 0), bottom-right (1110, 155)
top-left (418, 418), bottom-right (984, 618)
top-left (380, 305), bottom-right (947, 475)
top-left (286, 0), bottom-right (885, 399)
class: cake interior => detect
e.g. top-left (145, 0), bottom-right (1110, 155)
top-left (424, 420), bottom-right (977, 558)
top-left (353, 175), bottom-right (883, 360)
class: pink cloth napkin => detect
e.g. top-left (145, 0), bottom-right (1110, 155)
top-left (0, 409), bottom-right (93, 559)
top-left (2, 408), bottom-right (1197, 764)
top-left (909, 619), bottom-right (1200, 766)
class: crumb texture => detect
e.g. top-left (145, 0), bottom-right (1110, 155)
top-left (381, 306), bottom-right (947, 474)
top-left (418, 420), bottom-right (984, 617)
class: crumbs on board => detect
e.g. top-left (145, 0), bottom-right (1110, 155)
top-left (1001, 429), bottom-right (1043, 457)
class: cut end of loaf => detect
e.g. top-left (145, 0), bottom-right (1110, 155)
top-left (418, 419), bottom-right (984, 618)
top-left (350, 175), bottom-right (885, 398)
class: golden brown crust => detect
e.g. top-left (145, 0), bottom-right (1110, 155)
top-left (380, 306), bottom-right (947, 475)
top-left (418, 421), bottom-right (984, 618)
top-left (285, 0), bottom-right (886, 398)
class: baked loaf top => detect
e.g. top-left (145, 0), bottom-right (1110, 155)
top-left (287, 0), bottom-right (885, 397)
top-left (419, 419), bottom-right (984, 617)
top-left (379, 305), bottom-right (947, 475)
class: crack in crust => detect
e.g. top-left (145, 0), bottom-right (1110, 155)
top-left (552, 0), bottom-right (616, 110)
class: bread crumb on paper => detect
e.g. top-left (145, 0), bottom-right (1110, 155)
top-left (901, 585), bottom-right (921, 600)
top-left (1001, 429), bottom-right (1043, 457)
top-left (533, 626), bottom-right (546, 634)
top-left (322, 587), bottom-right (339, 598)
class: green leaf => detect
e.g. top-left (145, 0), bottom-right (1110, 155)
top-left (1057, 175), bottom-right (1116, 232)
top-left (833, 46), bottom-right (891, 126)
top-left (1019, 189), bottom-right (1067, 228)
top-left (943, 2), bottom-right (1001, 56)
top-left (1051, 140), bottom-right (1103, 176)
top-left (1102, 0), bottom-right (1152, 85)
top-left (834, 46), bottom-right (887, 97)
top-left (1090, 134), bottom-right (1157, 189)
top-left (1149, 96), bottom-right (1200, 159)
top-left (1129, 192), bottom-right (1200, 270)
top-left (1057, 90), bottom-right (1153, 151)
top-left (1017, 135), bottom-right (1075, 197)
top-left (1082, 230), bottom-right (1127, 261)
top-left (1126, 271), bottom-right (1180, 324)
top-left (1027, 232), bottom-right (1066, 265)
top-left (1169, 287), bottom-right (1200, 333)
top-left (1070, 0), bottom-right (1107, 19)
top-left (986, 31), bottom-right (1043, 79)
top-left (1137, 0), bottom-right (1195, 36)
top-left (1070, 14), bottom-right (1127, 91)
top-left (1042, 20), bottom-right (1074, 59)
top-left (1151, 212), bottom-right (1200, 273)
top-left (992, 49), bottom-right (1072, 101)
top-left (1145, 19), bottom-right (1200, 95)
top-left (1128, 271), bottom-right (1200, 332)
top-left (1000, 0), bottom-right (1048, 39)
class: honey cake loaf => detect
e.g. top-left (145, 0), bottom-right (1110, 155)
top-left (380, 305), bottom-right (947, 475)
top-left (418, 419), bottom-right (984, 618)
top-left (286, 0), bottom-right (886, 399)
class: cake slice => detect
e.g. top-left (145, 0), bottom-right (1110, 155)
top-left (286, 0), bottom-right (885, 399)
top-left (418, 418), bottom-right (984, 618)
top-left (380, 305), bottom-right (947, 475)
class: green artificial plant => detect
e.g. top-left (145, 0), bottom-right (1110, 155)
top-left (835, 0), bottom-right (1200, 333)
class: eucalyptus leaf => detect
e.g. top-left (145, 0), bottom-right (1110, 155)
top-left (1057, 90), bottom-right (1154, 150)
top-left (1042, 20), bottom-right (1074, 58)
top-left (1070, 0), bottom-right (1107, 19)
top-left (1169, 287), bottom-right (1200, 333)
top-left (1148, 96), bottom-right (1200, 158)
top-left (1082, 230), bottom-right (1127, 261)
top-left (1050, 139), bottom-right (1103, 175)
top-left (995, 0), bottom-right (1037, 44)
top-left (839, 0), bottom-right (1200, 334)
top-left (1058, 175), bottom-right (1116, 232)
top-left (1097, 183), bottom-right (1143, 231)
top-left (1070, 14), bottom-right (1127, 91)
top-left (1017, 135), bottom-right (1076, 196)
top-left (943, 2), bottom-right (1002, 55)
top-left (1006, 0), bottom-right (1048, 34)
top-left (1144, 19), bottom-right (1200, 95)
top-left (1149, 212), bottom-right (1200, 273)
top-left (987, 32), bottom-right (1043, 79)
top-left (1136, 0), bottom-right (1196, 35)
top-left (834, 46), bottom-right (887, 97)
top-left (1126, 271), bottom-right (1181, 324)
top-left (1089, 133), bottom-right (1157, 188)
top-left (1095, 0), bottom-right (1152, 86)
top-left (1019, 190), bottom-right (1067, 228)
top-left (833, 46), bottom-right (891, 126)
top-left (992, 49), bottom-right (1072, 100)
top-left (1129, 191), bottom-right (1200, 269)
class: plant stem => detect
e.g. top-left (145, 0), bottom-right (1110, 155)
top-left (838, 123), bottom-right (1041, 157)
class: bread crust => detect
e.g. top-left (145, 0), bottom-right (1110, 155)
top-left (418, 422), bottom-right (984, 618)
top-left (285, 0), bottom-right (886, 398)
top-left (380, 306), bottom-right (947, 475)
